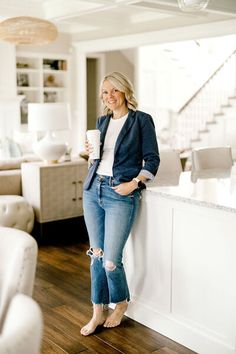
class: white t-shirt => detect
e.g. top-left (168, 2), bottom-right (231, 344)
top-left (97, 113), bottom-right (128, 176)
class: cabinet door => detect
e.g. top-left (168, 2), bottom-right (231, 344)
top-left (75, 162), bottom-right (88, 215)
top-left (40, 165), bottom-right (80, 222)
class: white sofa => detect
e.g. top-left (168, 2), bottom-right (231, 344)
top-left (0, 132), bottom-right (41, 195)
top-left (0, 227), bottom-right (38, 331)
top-left (0, 294), bottom-right (43, 354)
top-left (0, 156), bottom-right (40, 196)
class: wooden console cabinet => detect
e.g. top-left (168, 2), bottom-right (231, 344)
top-left (21, 160), bottom-right (88, 224)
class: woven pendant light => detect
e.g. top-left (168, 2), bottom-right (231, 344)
top-left (0, 16), bottom-right (58, 45)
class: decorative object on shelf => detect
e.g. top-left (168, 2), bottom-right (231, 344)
top-left (28, 102), bottom-right (71, 163)
top-left (17, 62), bottom-right (29, 69)
top-left (0, 16), bottom-right (58, 45)
top-left (17, 73), bottom-right (29, 87)
top-left (44, 91), bottom-right (58, 103)
top-left (43, 59), bottom-right (67, 71)
top-left (177, 0), bottom-right (210, 12)
top-left (44, 75), bottom-right (59, 88)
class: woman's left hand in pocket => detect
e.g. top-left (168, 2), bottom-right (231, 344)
top-left (112, 181), bottom-right (136, 195)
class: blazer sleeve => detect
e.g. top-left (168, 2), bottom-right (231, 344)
top-left (139, 113), bottom-right (160, 177)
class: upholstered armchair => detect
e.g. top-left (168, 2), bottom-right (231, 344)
top-left (0, 293), bottom-right (43, 354)
top-left (0, 227), bottom-right (38, 331)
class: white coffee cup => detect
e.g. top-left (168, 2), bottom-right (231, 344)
top-left (86, 129), bottom-right (101, 159)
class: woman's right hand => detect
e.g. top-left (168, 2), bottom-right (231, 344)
top-left (85, 139), bottom-right (94, 156)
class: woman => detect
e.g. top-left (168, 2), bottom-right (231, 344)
top-left (81, 71), bottom-right (160, 336)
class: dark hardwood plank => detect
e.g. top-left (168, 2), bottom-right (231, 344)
top-left (41, 338), bottom-right (68, 354)
top-left (33, 239), bottom-right (197, 354)
top-left (152, 348), bottom-right (179, 354)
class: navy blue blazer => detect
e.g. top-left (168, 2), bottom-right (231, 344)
top-left (83, 109), bottom-right (160, 190)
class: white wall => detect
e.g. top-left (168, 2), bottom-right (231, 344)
top-left (17, 33), bottom-right (72, 55)
top-left (103, 50), bottom-right (135, 84)
top-left (0, 42), bottom-right (17, 99)
top-left (0, 42), bottom-right (21, 140)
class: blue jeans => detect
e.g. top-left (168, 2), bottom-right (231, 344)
top-left (83, 174), bottom-right (140, 305)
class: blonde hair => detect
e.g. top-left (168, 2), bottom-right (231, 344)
top-left (100, 71), bottom-right (138, 115)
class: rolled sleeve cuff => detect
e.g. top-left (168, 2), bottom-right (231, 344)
top-left (140, 169), bottom-right (155, 181)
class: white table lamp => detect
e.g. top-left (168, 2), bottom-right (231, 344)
top-left (28, 102), bottom-right (71, 163)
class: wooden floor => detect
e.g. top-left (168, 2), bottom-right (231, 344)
top-left (33, 231), bottom-right (197, 354)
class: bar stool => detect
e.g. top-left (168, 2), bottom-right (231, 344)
top-left (191, 146), bottom-right (233, 171)
top-left (150, 149), bottom-right (182, 186)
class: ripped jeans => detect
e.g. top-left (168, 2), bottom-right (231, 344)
top-left (83, 174), bottom-right (140, 305)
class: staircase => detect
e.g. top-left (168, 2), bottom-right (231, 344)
top-left (170, 49), bottom-right (236, 160)
top-left (193, 96), bottom-right (236, 160)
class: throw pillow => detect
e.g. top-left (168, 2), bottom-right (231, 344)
top-left (8, 138), bottom-right (23, 157)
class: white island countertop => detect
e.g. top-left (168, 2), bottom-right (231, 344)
top-left (147, 165), bottom-right (236, 213)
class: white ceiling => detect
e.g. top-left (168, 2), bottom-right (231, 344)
top-left (0, 0), bottom-right (236, 43)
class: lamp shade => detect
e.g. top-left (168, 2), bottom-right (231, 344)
top-left (28, 103), bottom-right (71, 132)
top-left (0, 16), bottom-right (58, 45)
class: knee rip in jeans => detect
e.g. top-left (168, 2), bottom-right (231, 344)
top-left (86, 249), bottom-right (116, 271)
top-left (86, 247), bottom-right (104, 265)
top-left (105, 260), bottom-right (116, 271)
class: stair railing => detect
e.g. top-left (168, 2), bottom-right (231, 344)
top-left (170, 49), bottom-right (236, 150)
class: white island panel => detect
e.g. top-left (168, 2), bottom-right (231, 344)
top-left (124, 169), bottom-right (236, 354)
top-left (172, 205), bottom-right (236, 349)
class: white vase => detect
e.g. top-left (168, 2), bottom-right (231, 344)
top-left (33, 131), bottom-right (66, 163)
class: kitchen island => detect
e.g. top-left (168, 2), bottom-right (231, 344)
top-left (124, 166), bottom-right (236, 354)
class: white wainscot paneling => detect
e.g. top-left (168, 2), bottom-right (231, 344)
top-left (124, 191), bottom-right (236, 354)
top-left (172, 206), bottom-right (236, 353)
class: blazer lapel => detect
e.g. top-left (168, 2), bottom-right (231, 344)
top-left (99, 116), bottom-right (111, 156)
top-left (100, 116), bottom-right (110, 141)
top-left (114, 110), bottom-right (135, 156)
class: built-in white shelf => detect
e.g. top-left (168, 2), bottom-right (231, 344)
top-left (16, 52), bottom-right (70, 125)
